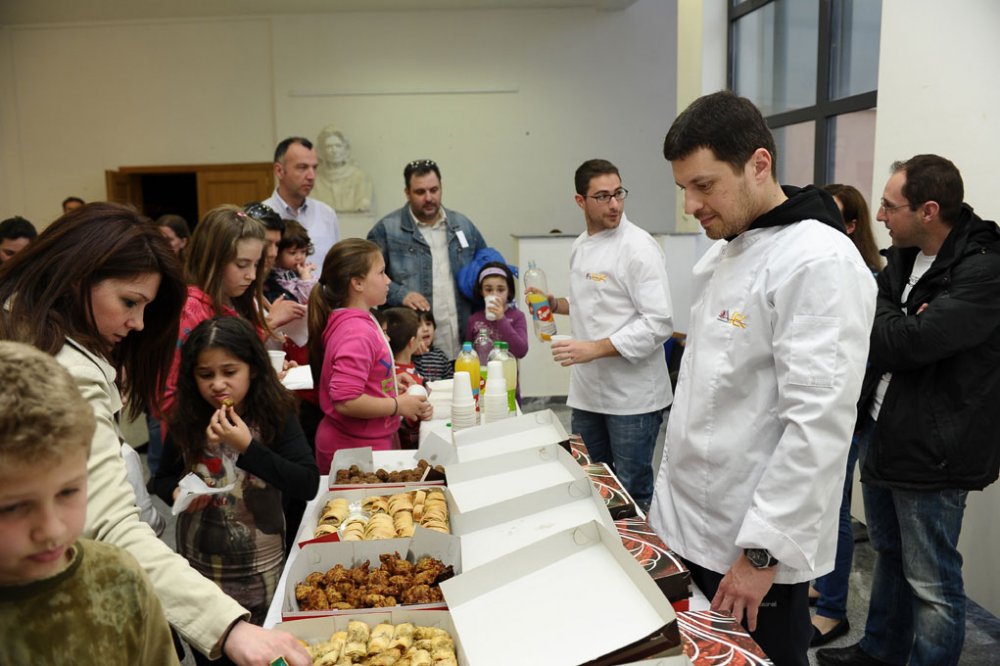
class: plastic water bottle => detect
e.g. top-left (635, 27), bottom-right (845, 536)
top-left (524, 261), bottom-right (557, 342)
top-left (454, 342), bottom-right (481, 405)
top-left (489, 341), bottom-right (518, 413)
top-left (473, 326), bottom-right (493, 397)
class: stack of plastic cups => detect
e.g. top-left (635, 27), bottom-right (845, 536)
top-left (482, 360), bottom-right (509, 424)
top-left (451, 371), bottom-right (478, 431)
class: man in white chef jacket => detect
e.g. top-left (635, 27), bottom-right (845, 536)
top-left (547, 158), bottom-right (674, 512)
top-left (648, 91), bottom-right (876, 666)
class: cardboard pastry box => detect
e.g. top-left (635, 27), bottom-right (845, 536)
top-left (282, 527), bottom-right (460, 620)
top-left (441, 521), bottom-right (682, 666)
top-left (615, 517), bottom-right (691, 608)
top-left (584, 462), bottom-right (640, 520)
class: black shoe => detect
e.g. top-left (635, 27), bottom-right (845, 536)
top-left (810, 618), bottom-right (850, 647)
top-left (815, 643), bottom-right (894, 666)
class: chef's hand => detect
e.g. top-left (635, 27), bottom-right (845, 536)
top-left (551, 339), bottom-right (608, 366)
top-left (710, 554), bottom-right (777, 632)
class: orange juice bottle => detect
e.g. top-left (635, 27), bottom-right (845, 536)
top-left (454, 341), bottom-right (481, 406)
top-left (524, 262), bottom-right (557, 341)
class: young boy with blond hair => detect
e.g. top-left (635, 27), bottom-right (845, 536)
top-left (0, 341), bottom-right (178, 665)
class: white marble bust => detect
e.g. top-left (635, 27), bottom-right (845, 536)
top-left (311, 125), bottom-right (374, 213)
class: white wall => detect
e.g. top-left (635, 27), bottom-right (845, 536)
top-left (871, 0), bottom-right (1000, 615)
top-left (0, 3), bottom-right (678, 262)
top-left (0, 19), bottom-right (276, 219)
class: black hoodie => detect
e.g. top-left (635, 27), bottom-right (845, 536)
top-left (728, 184), bottom-right (847, 241)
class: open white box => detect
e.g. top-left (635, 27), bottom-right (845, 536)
top-left (440, 520), bottom-right (681, 666)
top-left (275, 609), bottom-right (467, 663)
top-left (454, 474), bottom-right (617, 571)
top-left (445, 443), bottom-right (586, 514)
top-left (282, 526), bottom-right (460, 619)
top-left (452, 408), bottom-right (569, 462)
top-left (296, 486), bottom-right (459, 548)
top-left (328, 446), bottom-right (446, 490)
top-left (619, 656), bottom-right (693, 666)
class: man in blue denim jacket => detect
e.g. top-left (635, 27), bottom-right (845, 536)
top-left (367, 160), bottom-right (487, 359)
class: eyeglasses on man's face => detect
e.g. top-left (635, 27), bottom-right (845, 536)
top-left (587, 188), bottom-right (629, 204)
top-left (879, 197), bottom-right (911, 213)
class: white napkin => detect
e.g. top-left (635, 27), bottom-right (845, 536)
top-left (171, 465), bottom-right (237, 516)
top-left (279, 315), bottom-right (309, 347)
top-left (282, 364), bottom-right (314, 390)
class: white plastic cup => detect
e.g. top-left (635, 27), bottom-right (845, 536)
top-left (550, 335), bottom-right (572, 344)
top-left (483, 394), bottom-right (510, 423)
top-left (485, 294), bottom-right (500, 321)
top-left (452, 371), bottom-right (475, 406)
top-left (485, 373), bottom-right (507, 397)
top-left (267, 350), bottom-right (286, 373)
top-left (487, 360), bottom-right (504, 383)
top-left (406, 384), bottom-right (428, 397)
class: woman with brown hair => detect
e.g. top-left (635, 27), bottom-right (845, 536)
top-left (825, 183), bottom-right (884, 273)
top-left (0, 202), bottom-right (311, 665)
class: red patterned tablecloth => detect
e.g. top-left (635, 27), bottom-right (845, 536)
top-left (678, 610), bottom-right (772, 665)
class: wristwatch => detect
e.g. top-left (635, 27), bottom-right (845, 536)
top-left (744, 548), bottom-right (779, 569)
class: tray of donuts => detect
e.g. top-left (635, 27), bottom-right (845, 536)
top-left (297, 487), bottom-right (456, 548)
top-left (329, 447), bottom-right (447, 490)
top-left (275, 610), bottom-right (464, 665)
top-left (282, 527), bottom-right (461, 620)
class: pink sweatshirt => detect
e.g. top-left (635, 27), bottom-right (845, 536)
top-left (315, 308), bottom-right (399, 472)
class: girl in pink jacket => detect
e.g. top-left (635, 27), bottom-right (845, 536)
top-left (307, 239), bottom-right (432, 472)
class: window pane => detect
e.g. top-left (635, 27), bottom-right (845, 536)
top-left (829, 0), bottom-right (882, 99)
top-left (827, 109), bottom-right (877, 193)
top-left (773, 121), bottom-right (815, 186)
top-left (732, 0), bottom-right (819, 115)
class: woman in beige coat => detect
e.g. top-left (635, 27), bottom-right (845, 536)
top-left (0, 203), bottom-right (310, 666)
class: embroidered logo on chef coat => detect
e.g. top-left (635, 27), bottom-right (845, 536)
top-left (717, 309), bottom-right (748, 329)
top-left (586, 272), bottom-right (608, 282)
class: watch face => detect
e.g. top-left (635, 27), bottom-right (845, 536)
top-left (746, 549), bottom-right (770, 568)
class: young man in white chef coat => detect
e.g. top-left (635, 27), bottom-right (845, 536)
top-left (547, 158), bottom-right (674, 511)
top-left (648, 91), bottom-right (876, 666)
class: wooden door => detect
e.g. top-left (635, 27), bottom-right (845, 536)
top-left (196, 167), bottom-right (274, 218)
top-left (104, 169), bottom-right (142, 209)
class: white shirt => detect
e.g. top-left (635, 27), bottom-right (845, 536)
top-left (264, 190), bottom-right (340, 264)
top-left (869, 251), bottom-right (936, 420)
top-left (567, 214), bottom-right (674, 414)
top-left (415, 210), bottom-right (460, 359)
top-left (648, 221), bottom-right (876, 584)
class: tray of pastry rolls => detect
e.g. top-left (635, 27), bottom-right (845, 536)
top-left (297, 487), bottom-right (456, 548)
top-left (275, 610), bottom-right (465, 664)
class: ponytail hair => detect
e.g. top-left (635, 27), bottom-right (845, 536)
top-left (308, 238), bottom-right (382, 381)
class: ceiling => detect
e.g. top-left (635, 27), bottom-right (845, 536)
top-left (0, 0), bottom-right (638, 26)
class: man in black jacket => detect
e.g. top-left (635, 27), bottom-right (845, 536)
top-left (818, 155), bottom-right (1000, 666)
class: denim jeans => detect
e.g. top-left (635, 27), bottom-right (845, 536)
top-left (860, 463), bottom-right (968, 665)
top-left (571, 407), bottom-right (664, 511)
top-left (814, 414), bottom-right (872, 620)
